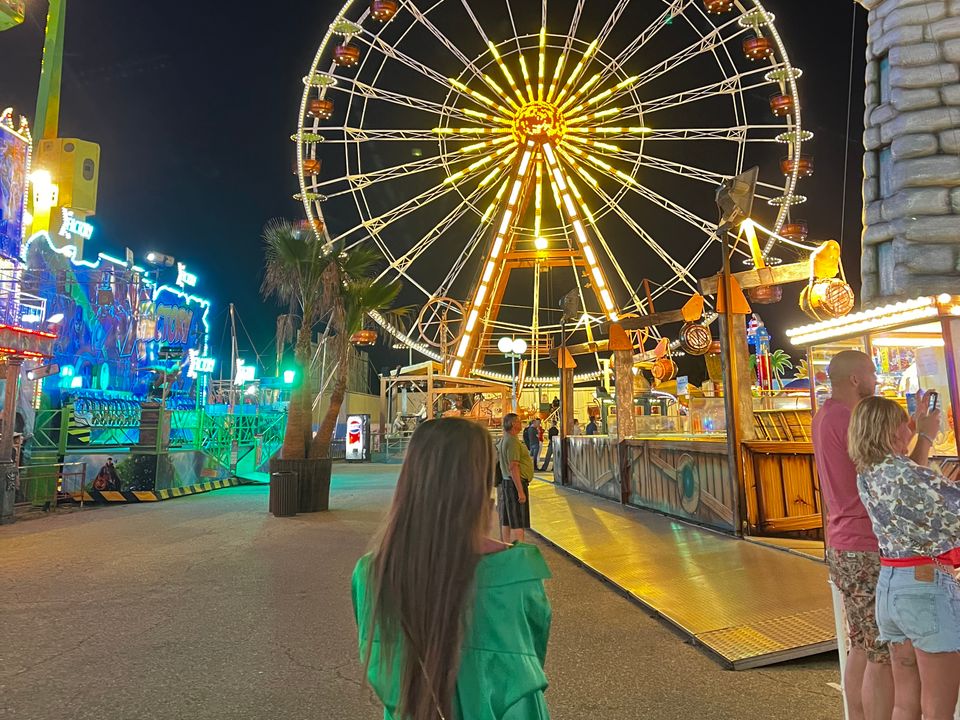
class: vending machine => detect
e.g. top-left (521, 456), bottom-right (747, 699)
top-left (345, 414), bottom-right (370, 462)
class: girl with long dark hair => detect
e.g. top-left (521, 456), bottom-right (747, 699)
top-left (352, 417), bottom-right (552, 719)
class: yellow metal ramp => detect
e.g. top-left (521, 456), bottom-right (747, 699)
top-left (529, 481), bottom-right (837, 669)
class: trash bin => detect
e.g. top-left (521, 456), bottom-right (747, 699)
top-left (269, 471), bottom-right (298, 517)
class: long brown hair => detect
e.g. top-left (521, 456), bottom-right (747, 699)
top-left (364, 417), bottom-right (495, 719)
top-left (848, 396), bottom-right (908, 471)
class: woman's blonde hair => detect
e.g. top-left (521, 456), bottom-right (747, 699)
top-left (848, 396), bottom-right (909, 471)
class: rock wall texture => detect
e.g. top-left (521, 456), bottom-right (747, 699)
top-left (856, 0), bottom-right (960, 305)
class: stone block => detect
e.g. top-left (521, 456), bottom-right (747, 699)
top-left (882, 188), bottom-right (951, 219)
top-left (895, 271), bottom-right (960, 294)
top-left (881, 107), bottom-right (960, 143)
top-left (863, 246), bottom-right (878, 275)
top-left (890, 42), bottom-right (941, 66)
top-left (891, 133), bottom-right (939, 159)
top-left (892, 155), bottom-right (960, 189)
top-left (861, 273), bottom-right (879, 304)
top-left (866, 126), bottom-right (884, 150)
top-left (929, 15), bottom-right (960, 40)
top-left (943, 83), bottom-right (960, 104)
top-left (887, 2), bottom-right (946, 30)
top-left (944, 37), bottom-right (960, 61)
top-left (875, 25), bottom-right (926, 56)
top-left (868, 200), bottom-right (886, 224)
top-left (866, 80), bottom-right (880, 106)
top-left (864, 221), bottom-right (896, 245)
top-left (871, 103), bottom-right (899, 126)
top-left (951, 187), bottom-right (960, 211)
top-left (889, 63), bottom-right (960, 89)
top-left (898, 214), bottom-right (960, 241)
top-left (865, 150), bottom-right (879, 177)
top-left (891, 86), bottom-right (942, 111)
top-left (941, 128), bottom-right (960, 153)
top-left (893, 237), bottom-right (957, 270)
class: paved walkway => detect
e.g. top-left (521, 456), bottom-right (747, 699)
top-left (528, 480), bottom-right (837, 668)
top-left (0, 464), bottom-right (842, 719)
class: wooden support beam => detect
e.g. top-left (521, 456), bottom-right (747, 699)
top-left (551, 339), bottom-right (609, 360)
top-left (699, 261), bottom-right (810, 295)
top-left (606, 308), bottom-right (688, 332)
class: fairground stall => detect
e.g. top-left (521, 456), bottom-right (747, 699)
top-left (787, 295), bottom-right (960, 474)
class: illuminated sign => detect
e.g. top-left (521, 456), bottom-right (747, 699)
top-left (234, 359), bottom-right (256, 385)
top-left (58, 208), bottom-right (94, 241)
top-left (187, 350), bottom-right (216, 378)
top-left (176, 262), bottom-right (197, 288)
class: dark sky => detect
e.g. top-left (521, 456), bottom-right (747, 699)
top-left (0, 0), bottom-right (868, 374)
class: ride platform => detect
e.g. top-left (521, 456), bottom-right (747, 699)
top-left (529, 480), bottom-right (837, 670)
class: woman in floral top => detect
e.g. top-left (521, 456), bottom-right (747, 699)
top-left (849, 396), bottom-right (960, 720)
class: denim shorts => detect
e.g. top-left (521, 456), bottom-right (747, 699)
top-left (875, 565), bottom-right (960, 653)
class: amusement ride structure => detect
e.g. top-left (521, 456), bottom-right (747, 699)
top-left (297, 0), bottom-right (816, 389)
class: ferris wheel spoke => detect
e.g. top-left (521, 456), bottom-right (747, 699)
top-left (592, 0), bottom-right (633, 58)
top-left (327, 75), bottom-right (485, 124)
top-left (331, 156), bottom-right (509, 248)
top-left (590, 0), bottom-right (696, 92)
top-left (545, 0), bottom-right (584, 102)
top-left (560, 154), bottom-right (701, 296)
top-left (436, 215), bottom-right (495, 300)
top-left (382, 171), bottom-right (506, 280)
top-left (354, 29), bottom-right (510, 115)
top-left (401, 0), bottom-right (517, 104)
top-left (307, 148), bottom-right (482, 195)
top-left (305, 127), bottom-right (508, 143)
top-left (458, 0), bottom-right (528, 105)
top-left (558, 143), bottom-right (749, 258)
top-left (635, 65), bottom-right (782, 117)
top-left (561, 170), bottom-right (645, 312)
top-left (632, 18), bottom-right (751, 93)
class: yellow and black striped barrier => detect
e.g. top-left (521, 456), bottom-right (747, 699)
top-left (72, 478), bottom-right (240, 504)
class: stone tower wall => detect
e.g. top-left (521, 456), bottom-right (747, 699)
top-left (858, 0), bottom-right (960, 306)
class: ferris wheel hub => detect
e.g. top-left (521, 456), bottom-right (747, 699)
top-left (512, 101), bottom-right (566, 145)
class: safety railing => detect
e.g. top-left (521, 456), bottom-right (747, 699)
top-left (15, 462), bottom-right (87, 510)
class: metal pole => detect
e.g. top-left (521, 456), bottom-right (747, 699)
top-left (228, 303), bottom-right (237, 415)
top-left (510, 351), bottom-right (517, 412)
top-left (34, 0), bottom-right (67, 142)
top-left (0, 357), bottom-right (24, 524)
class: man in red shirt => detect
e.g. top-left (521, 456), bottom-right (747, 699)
top-left (813, 351), bottom-right (933, 720)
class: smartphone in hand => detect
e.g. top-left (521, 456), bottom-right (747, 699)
top-left (927, 391), bottom-right (939, 413)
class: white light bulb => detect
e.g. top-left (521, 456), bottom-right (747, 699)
top-left (498, 336), bottom-right (513, 354)
top-left (512, 338), bottom-right (528, 355)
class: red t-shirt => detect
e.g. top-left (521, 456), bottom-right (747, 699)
top-left (812, 398), bottom-right (879, 552)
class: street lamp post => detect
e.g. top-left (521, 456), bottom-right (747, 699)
top-left (497, 336), bottom-right (527, 413)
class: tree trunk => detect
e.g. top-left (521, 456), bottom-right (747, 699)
top-left (310, 334), bottom-right (349, 459)
top-left (281, 328), bottom-right (312, 460)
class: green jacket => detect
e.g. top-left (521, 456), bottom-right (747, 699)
top-left (352, 543), bottom-right (552, 719)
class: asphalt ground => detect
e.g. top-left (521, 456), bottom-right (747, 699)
top-left (0, 464), bottom-right (842, 719)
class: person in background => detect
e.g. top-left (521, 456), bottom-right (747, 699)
top-left (572, 419), bottom-right (580, 436)
top-left (353, 417), bottom-right (552, 720)
top-left (849, 396), bottom-right (958, 720)
top-left (585, 416), bottom-right (598, 436)
top-left (813, 350), bottom-right (925, 720)
top-left (524, 418), bottom-right (541, 470)
top-left (500, 412), bottom-right (534, 543)
top-left (541, 421), bottom-right (559, 472)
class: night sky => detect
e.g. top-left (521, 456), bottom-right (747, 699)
top-left (0, 0), bottom-right (868, 376)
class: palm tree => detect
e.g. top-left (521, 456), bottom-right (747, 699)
top-left (310, 257), bottom-right (403, 459)
top-left (261, 219), bottom-right (402, 508)
top-left (260, 219), bottom-right (327, 460)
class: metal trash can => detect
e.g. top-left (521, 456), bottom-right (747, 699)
top-left (269, 471), bottom-right (298, 517)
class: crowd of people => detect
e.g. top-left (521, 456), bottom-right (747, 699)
top-left (813, 350), bottom-right (960, 720)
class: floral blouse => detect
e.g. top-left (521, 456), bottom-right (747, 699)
top-left (857, 455), bottom-right (960, 559)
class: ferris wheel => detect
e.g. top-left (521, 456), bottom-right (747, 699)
top-left (296, 0), bottom-right (811, 382)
